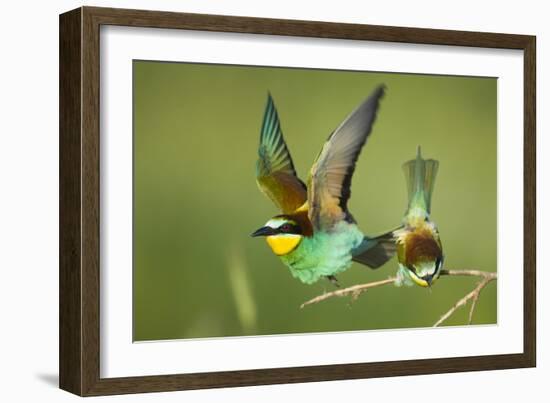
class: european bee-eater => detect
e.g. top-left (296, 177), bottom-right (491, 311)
top-left (394, 147), bottom-right (443, 287)
top-left (251, 85), bottom-right (396, 285)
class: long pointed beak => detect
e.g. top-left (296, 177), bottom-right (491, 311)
top-left (424, 274), bottom-right (434, 287)
top-left (251, 226), bottom-right (276, 237)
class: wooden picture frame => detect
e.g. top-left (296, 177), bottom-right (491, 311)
top-left (59, 6), bottom-right (536, 396)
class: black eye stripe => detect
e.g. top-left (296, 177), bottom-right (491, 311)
top-left (278, 223), bottom-right (301, 234)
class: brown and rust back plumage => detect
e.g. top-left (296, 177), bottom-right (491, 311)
top-left (397, 223), bottom-right (443, 267)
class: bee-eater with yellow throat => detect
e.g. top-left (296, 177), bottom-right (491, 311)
top-left (394, 147), bottom-right (443, 287)
top-left (251, 85), bottom-right (396, 285)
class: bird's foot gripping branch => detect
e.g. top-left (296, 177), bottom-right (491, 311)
top-left (300, 269), bottom-right (497, 327)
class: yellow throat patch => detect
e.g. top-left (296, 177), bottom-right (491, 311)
top-left (266, 234), bottom-right (302, 256)
top-left (409, 272), bottom-right (430, 287)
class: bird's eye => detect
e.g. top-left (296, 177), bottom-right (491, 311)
top-left (280, 224), bottom-right (292, 232)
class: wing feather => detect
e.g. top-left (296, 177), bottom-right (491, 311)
top-left (256, 94), bottom-right (307, 213)
top-left (308, 85), bottom-right (386, 230)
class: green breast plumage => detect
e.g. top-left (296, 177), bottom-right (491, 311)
top-left (279, 222), bottom-right (364, 284)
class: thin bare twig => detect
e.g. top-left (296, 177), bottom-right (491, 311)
top-left (300, 269), bottom-right (497, 327)
top-left (300, 277), bottom-right (396, 308)
top-left (468, 295), bottom-right (479, 325)
top-left (433, 270), bottom-right (497, 327)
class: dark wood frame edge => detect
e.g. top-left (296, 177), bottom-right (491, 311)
top-left (59, 6), bottom-right (536, 397)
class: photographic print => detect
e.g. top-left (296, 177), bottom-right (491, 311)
top-left (132, 61), bottom-right (497, 342)
top-left (60, 7), bottom-right (536, 395)
top-left (59, 7), bottom-right (536, 395)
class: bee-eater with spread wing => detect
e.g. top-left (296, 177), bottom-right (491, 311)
top-left (251, 86), bottom-right (397, 285)
top-left (394, 147), bottom-right (444, 287)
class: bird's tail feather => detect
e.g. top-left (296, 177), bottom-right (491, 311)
top-left (352, 229), bottom-right (398, 269)
top-left (403, 146), bottom-right (439, 216)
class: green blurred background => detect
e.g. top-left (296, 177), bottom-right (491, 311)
top-left (133, 60), bottom-right (497, 341)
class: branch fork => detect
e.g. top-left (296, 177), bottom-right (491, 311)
top-left (300, 269), bottom-right (497, 327)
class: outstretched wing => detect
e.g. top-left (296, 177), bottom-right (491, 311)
top-left (307, 85), bottom-right (385, 231)
top-left (256, 94), bottom-right (307, 213)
